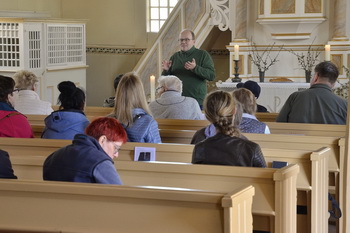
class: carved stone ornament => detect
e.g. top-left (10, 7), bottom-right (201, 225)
top-left (209, 0), bottom-right (230, 31)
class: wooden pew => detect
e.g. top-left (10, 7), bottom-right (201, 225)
top-left (0, 179), bottom-right (255, 233)
top-left (54, 105), bottom-right (277, 122)
top-left (28, 113), bottom-right (346, 138)
top-left (9, 154), bottom-right (299, 233)
top-left (3, 138), bottom-right (327, 233)
top-left (52, 105), bottom-right (113, 116)
top-left (256, 112), bottom-right (278, 122)
top-left (266, 122), bottom-right (346, 137)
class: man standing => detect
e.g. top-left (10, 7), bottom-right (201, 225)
top-left (276, 61), bottom-right (347, 124)
top-left (162, 29), bottom-right (215, 107)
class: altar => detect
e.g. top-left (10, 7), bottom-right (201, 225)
top-left (216, 82), bottom-right (311, 113)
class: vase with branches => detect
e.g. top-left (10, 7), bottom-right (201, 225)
top-left (249, 42), bottom-right (283, 82)
top-left (288, 41), bottom-right (321, 83)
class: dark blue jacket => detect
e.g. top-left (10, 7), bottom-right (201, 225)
top-left (43, 134), bottom-right (122, 184)
top-left (0, 150), bottom-right (17, 179)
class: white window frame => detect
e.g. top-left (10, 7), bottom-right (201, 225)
top-left (147, 0), bottom-right (179, 33)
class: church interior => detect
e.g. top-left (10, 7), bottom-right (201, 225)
top-left (0, 0), bottom-right (350, 232)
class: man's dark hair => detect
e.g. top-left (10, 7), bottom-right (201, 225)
top-left (314, 61), bottom-right (339, 84)
top-left (114, 74), bottom-right (124, 90)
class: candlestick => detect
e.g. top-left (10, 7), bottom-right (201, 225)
top-left (150, 75), bottom-right (155, 101)
top-left (234, 45), bottom-right (239, 60)
top-left (231, 60), bottom-right (241, 83)
top-left (325, 44), bottom-right (331, 61)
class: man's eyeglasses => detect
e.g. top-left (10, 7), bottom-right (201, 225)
top-left (178, 38), bottom-right (193, 42)
top-left (12, 88), bottom-right (20, 93)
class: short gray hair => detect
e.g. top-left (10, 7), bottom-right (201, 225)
top-left (158, 75), bottom-right (183, 93)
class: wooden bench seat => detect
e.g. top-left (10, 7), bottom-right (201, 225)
top-left (266, 122), bottom-right (346, 136)
top-left (0, 179), bottom-right (254, 233)
top-left (28, 114), bottom-right (347, 139)
top-left (2, 137), bottom-right (329, 233)
top-left (9, 154), bottom-right (299, 233)
top-left (52, 105), bottom-right (113, 116)
top-left (255, 112), bottom-right (278, 122)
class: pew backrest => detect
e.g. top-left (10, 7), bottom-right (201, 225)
top-left (0, 179), bottom-right (254, 233)
top-left (266, 122), bottom-right (346, 137)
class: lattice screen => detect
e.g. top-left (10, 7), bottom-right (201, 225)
top-left (0, 23), bottom-right (20, 68)
top-left (28, 30), bottom-right (41, 69)
top-left (47, 24), bottom-right (84, 66)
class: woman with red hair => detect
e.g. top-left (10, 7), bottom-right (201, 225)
top-left (43, 117), bottom-right (127, 184)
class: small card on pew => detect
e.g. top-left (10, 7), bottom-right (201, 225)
top-left (272, 161), bottom-right (289, 169)
top-left (134, 147), bottom-right (156, 161)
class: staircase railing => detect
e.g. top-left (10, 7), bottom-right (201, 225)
top-left (134, 0), bottom-right (218, 97)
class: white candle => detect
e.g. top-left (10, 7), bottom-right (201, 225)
top-left (234, 45), bottom-right (239, 60)
top-left (150, 75), bottom-right (155, 101)
top-left (325, 44), bottom-right (331, 61)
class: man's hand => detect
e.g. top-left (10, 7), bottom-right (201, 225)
top-left (162, 60), bottom-right (172, 71)
top-left (184, 58), bottom-right (196, 70)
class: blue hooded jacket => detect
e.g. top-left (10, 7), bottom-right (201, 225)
top-left (42, 110), bottom-right (90, 140)
top-left (43, 134), bottom-right (122, 184)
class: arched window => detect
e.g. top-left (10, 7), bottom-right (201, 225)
top-left (148, 0), bottom-right (178, 33)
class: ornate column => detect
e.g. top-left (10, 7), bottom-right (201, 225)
top-left (233, 0), bottom-right (248, 42)
top-left (332, 0), bottom-right (349, 41)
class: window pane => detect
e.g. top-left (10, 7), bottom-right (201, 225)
top-left (150, 20), bottom-right (159, 32)
top-left (159, 0), bottom-right (167, 7)
top-left (169, 7), bottom-right (174, 13)
top-left (160, 20), bottom-right (166, 28)
top-left (159, 8), bottom-right (168, 19)
top-left (150, 0), bottom-right (159, 7)
top-left (151, 8), bottom-right (159, 19)
top-left (169, 0), bottom-right (178, 7)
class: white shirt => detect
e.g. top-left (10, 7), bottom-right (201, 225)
top-left (14, 90), bottom-right (53, 115)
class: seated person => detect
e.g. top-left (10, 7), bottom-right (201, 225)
top-left (43, 117), bottom-right (127, 184)
top-left (232, 88), bottom-right (270, 134)
top-left (0, 150), bottom-right (17, 179)
top-left (103, 74), bottom-right (123, 107)
top-left (191, 100), bottom-right (243, 144)
top-left (237, 80), bottom-right (268, 112)
top-left (149, 75), bottom-right (203, 120)
top-left (42, 81), bottom-right (90, 140)
top-left (277, 61), bottom-right (347, 124)
top-left (109, 72), bottom-right (161, 143)
top-left (13, 70), bottom-right (53, 115)
top-left (0, 75), bottom-right (34, 138)
top-left (191, 90), bottom-right (266, 167)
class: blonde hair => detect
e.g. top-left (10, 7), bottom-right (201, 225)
top-left (232, 88), bottom-right (257, 115)
top-left (112, 72), bottom-right (152, 125)
top-left (158, 75), bottom-right (182, 93)
top-left (13, 70), bottom-right (39, 90)
top-left (204, 90), bottom-right (240, 137)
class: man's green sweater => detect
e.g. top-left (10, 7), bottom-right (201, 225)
top-left (162, 46), bottom-right (215, 106)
